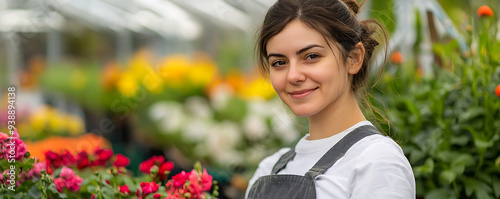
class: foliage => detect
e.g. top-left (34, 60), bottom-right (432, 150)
top-left (373, 6), bottom-right (500, 199)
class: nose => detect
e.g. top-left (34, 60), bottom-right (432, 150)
top-left (287, 61), bottom-right (306, 84)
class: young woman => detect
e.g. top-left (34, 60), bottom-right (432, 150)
top-left (246, 0), bottom-right (415, 198)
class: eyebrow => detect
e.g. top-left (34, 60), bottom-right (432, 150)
top-left (267, 44), bottom-right (324, 59)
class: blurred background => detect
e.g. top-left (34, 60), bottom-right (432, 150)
top-left (1, 0), bottom-right (499, 198)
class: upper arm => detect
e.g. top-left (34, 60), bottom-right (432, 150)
top-left (350, 140), bottom-right (415, 199)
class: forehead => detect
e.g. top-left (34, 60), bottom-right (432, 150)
top-left (266, 20), bottom-right (329, 54)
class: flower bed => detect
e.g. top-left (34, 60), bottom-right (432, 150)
top-left (0, 129), bottom-right (218, 199)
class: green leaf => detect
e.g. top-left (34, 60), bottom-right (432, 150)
top-left (465, 178), bottom-right (494, 199)
top-left (492, 177), bottom-right (500, 198)
top-left (425, 188), bottom-right (455, 199)
top-left (440, 170), bottom-right (456, 184)
top-left (413, 158), bottom-right (434, 176)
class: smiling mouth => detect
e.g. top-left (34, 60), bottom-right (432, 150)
top-left (289, 88), bottom-right (318, 99)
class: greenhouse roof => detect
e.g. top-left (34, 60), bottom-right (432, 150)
top-left (0, 0), bottom-right (276, 40)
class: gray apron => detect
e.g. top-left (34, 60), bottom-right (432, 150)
top-left (248, 125), bottom-right (379, 199)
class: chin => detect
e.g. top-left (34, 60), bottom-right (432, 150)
top-left (289, 106), bottom-right (318, 117)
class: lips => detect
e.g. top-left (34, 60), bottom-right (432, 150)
top-left (289, 88), bottom-right (318, 99)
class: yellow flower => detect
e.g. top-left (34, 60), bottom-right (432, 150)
top-left (117, 71), bottom-right (139, 97)
top-left (159, 54), bottom-right (191, 88)
top-left (128, 49), bottom-right (154, 81)
top-left (188, 53), bottom-right (218, 88)
top-left (66, 115), bottom-right (84, 135)
top-left (238, 77), bottom-right (275, 100)
top-left (142, 66), bottom-right (164, 94)
top-left (30, 108), bottom-right (46, 132)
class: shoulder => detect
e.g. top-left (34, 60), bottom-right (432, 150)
top-left (245, 148), bottom-right (291, 197)
top-left (349, 134), bottom-right (416, 198)
top-left (354, 134), bottom-right (408, 164)
top-left (254, 147), bottom-right (291, 176)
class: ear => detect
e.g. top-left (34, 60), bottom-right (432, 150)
top-left (347, 42), bottom-right (365, 75)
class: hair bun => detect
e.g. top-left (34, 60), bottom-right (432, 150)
top-left (341, 0), bottom-right (359, 14)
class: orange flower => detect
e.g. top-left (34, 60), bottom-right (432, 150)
top-left (495, 84), bottom-right (500, 97)
top-left (477, 5), bottom-right (494, 17)
top-left (390, 51), bottom-right (404, 65)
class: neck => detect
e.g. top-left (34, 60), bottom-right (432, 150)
top-left (307, 92), bottom-right (366, 140)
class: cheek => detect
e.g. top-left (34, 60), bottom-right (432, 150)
top-left (270, 71), bottom-right (285, 92)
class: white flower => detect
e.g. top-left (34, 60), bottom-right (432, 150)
top-left (185, 96), bottom-right (213, 119)
top-left (149, 101), bottom-right (186, 133)
top-left (205, 121), bottom-right (243, 165)
top-left (243, 114), bottom-right (268, 141)
top-left (209, 83), bottom-right (233, 110)
top-left (181, 118), bottom-right (211, 142)
top-left (271, 106), bottom-right (300, 144)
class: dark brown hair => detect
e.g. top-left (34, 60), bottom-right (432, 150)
top-left (257, 0), bottom-right (386, 93)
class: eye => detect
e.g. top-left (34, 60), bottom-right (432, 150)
top-left (305, 53), bottom-right (320, 61)
top-left (271, 60), bottom-right (287, 68)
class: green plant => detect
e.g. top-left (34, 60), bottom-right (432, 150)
top-left (373, 6), bottom-right (500, 199)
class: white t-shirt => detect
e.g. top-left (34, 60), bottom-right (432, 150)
top-left (246, 121), bottom-right (415, 199)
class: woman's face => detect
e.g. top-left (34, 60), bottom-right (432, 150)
top-left (266, 20), bottom-right (352, 117)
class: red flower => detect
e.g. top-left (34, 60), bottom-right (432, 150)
top-left (495, 84), bottom-right (500, 97)
top-left (477, 5), bottom-right (494, 17)
top-left (172, 171), bottom-right (189, 187)
top-left (139, 156), bottom-right (165, 174)
top-left (61, 150), bottom-right (76, 166)
top-left (113, 154), bottom-right (130, 168)
top-left (153, 193), bottom-right (162, 199)
top-left (91, 194), bottom-right (96, 199)
top-left (76, 151), bottom-right (91, 169)
top-left (137, 181), bottom-right (160, 198)
top-left (119, 185), bottom-right (131, 194)
top-left (390, 51), bottom-right (404, 65)
top-left (45, 151), bottom-right (62, 174)
top-left (158, 161), bottom-right (174, 181)
top-left (93, 148), bottom-right (113, 167)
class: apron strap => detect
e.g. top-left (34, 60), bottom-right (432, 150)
top-left (271, 148), bottom-right (296, 175)
top-left (304, 125), bottom-right (379, 179)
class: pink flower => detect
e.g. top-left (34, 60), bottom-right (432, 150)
top-left (113, 154), bottom-right (130, 168)
top-left (53, 167), bottom-right (83, 193)
top-left (1, 129), bottom-right (28, 161)
top-left (187, 170), bottom-right (204, 197)
top-left (119, 185), bottom-right (130, 194)
top-left (200, 169), bottom-right (213, 191)
top-left (54, 178), bottom-right (65, 193)
top-left (65, 175), bottom-right (83, 193)
top-left (24, 162), bottom-right (46, 179)
top-left (60, 166), bottom-right (75, 179)
top-left (153, 193), bottom-right (162, 199)
top-left (91, 194), bottom-right (96, 199)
